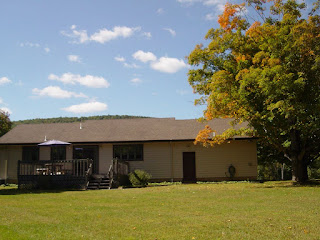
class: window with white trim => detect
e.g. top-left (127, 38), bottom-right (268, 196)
top-left (113, 144), bottom-right (143, 161)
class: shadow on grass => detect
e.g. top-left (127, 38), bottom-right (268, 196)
top-left (0, 187), bottom-right (84, 195)
top-left (255, 180), bottom-right (320, 188)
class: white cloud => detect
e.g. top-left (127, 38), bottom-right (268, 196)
top-left (68, 55), bottom-right (82, 63)
top-left (150, 57), bottom-right (188, 73)
top-left (177, 0), bottom-right (201, 4)
top-left (157, 8), bottom-right (164, 14)
top-left (90, 26), bottom-right (140, 43)
top-left (20, 42), bottom-right (40, 48)
top-left (130, 78), bottom-right (142, 85)
top-left (123, 63), bottom-right (140, 69)
top-left (49, 73), bottom-right (110, 88)
top-left (216, 4), bottom-right (225, 12)
top-left (32, 86), bottom-right (87, 99)
top-left (203, 1), bottom-right (225, 19)
top-left (177, 0), bottom-right (225, 11)
top-left (205, 13), bottom-right (216, 21)
top-left (0, 107), bottom-right (12, 115)
top-left (163, 28), bottom-right (176, 37)
top-left (20, 42), bottom-right (52, 53)
top-left (203, 0), bottom-right (222, 6)
top-left (133, 50), bottom-right (157, 63)
top-left (62, 101), bottom-right (107, 113)
top-left (0, 98), bottom-right (2, 104)
top-left (176, 89), bottom-right (190, 96)
top-left (0, 77), bottom-right (12, 85)
top-left (114, 56), bottom-right (126, 62)
top-left (61, 26), bottom-right (89, 44)
top-left (130, 51), bottom-right (187, 73)
top-left (62, 25), bottom-right (141, 44)
top-left (142, 32), bottom-right (152, 39)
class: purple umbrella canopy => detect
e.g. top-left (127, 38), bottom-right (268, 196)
top-left (38, 140), bottom-right (71, 146)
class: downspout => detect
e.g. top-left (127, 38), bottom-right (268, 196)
top-left (170, 141), bottom-right (174, 182)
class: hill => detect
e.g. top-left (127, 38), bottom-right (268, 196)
top-left (13, 115), bottom-right (149, 127)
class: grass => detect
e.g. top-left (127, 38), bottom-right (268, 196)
top-left (0, 181), bottom-right (319, 240)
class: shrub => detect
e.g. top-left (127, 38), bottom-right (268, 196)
top-left (119, 174), bottom-right (131, 187)
top-left (308, 157), bottom-right (320, 179)
top-left (128, 169), bottom-right (151, 187)
top-left (258, 163), bottom-right (291, 181)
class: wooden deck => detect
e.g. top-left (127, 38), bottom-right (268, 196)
top-left (17, 159), bottom-right (93, 189)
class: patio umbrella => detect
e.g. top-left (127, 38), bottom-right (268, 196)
top-left (38, 140), bottom-right (71, 146)
top-left (38, 140), bottom-right (71, 174)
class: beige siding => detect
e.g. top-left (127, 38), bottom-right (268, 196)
top-left (39, 146), bottom-right (50, 160)
top-left (99, 144), bottom-right (113, 174)
top-left (66, 146), bottom-right (73, 160)
top-left (0, 146), bottom-right (8, 179)
top-left (172, 140), bottom-right (257, 180)
top-left (0, 146), bottom-right (22, 181)
top-left (129, 142), bottom-right (171, 179)
top-left (127, 140), bottom-right (257, 180)
top-left (8, 146), bottom-right (22, 181)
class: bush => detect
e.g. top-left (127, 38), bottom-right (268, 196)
top-left (128, 169), bottom-right (151, 187)
top-left (118, 174), bottom-right (131, 187)
top-left (308, 157), bottom-right (320, 179)
top-left (308, 167), bottom-right (320, 179)
top-left (258, 163), bottom-right (291, 181)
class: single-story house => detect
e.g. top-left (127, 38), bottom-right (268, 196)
top-left (0, 118), bottom-right (257, 184)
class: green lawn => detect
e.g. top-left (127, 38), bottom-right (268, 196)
top-left (0, 182), bottom-right (319, 240)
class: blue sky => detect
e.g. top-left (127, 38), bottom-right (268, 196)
top-left (0, 0), bottom-right (313, 121)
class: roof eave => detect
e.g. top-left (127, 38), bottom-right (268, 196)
top-left (0, 136), bottom-right (257, 146)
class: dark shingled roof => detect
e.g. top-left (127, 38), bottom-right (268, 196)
top-left (0, 118), bottom-right (247, 145)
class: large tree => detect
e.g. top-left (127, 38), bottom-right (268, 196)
top-left (188, 0), bottom-right (320, 182)
top-left (0, 110), bottom-right (12, 137)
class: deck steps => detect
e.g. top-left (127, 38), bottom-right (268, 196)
top-left (87, 177), bottom-right (111, 190)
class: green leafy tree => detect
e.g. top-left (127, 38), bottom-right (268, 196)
top-left (257, 142), bottom-right (292, 180)
top-left (188, 0), bottom-right (320, 182)
top-left (0, 110), bottom-right (12, 137)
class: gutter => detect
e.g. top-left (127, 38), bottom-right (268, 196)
top-left (0, 137), bottom-right (258, 146)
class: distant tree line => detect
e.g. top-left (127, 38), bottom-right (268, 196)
top-left (13, 115), bottom-right (149, 127)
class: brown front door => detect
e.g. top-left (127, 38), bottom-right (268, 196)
top-left (183, 152), bottom-right (196, 182)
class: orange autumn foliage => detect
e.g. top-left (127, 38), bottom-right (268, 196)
top-left (246, 21), bottom-right (261, 37)
top-left (218, 3), bottom-right (245, 31)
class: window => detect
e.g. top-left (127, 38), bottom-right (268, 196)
top-left (51, 146), bottom-right (66, 161)
top-left (22, 146), bottom-right (39, 162)
top-left (113, 144), bottom-right (143, 161)
top-left (73, 145), bottom-right (99, 174)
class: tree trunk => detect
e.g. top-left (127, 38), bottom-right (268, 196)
top-left (291, 155), bottom-right (308, 182)
top-left (289, 129), bottom-right (308, 182)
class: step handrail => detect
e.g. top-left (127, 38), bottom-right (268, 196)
top-left (85, 160), bottom-right (93, 190)
top-left (107, 158), bottom-right (129, 188)
top-left (108, 164), bottom-right (114, 189)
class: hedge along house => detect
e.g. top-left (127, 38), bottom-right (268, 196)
top-left (0, 118), bottom-right (257, 184)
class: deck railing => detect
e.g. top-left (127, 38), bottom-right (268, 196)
top-left (17, 159), bottom-right (93, 189)
top-left (108, 158), bottom-right (129, 187)
top-left (18, 159), bottom-right (93, 176)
